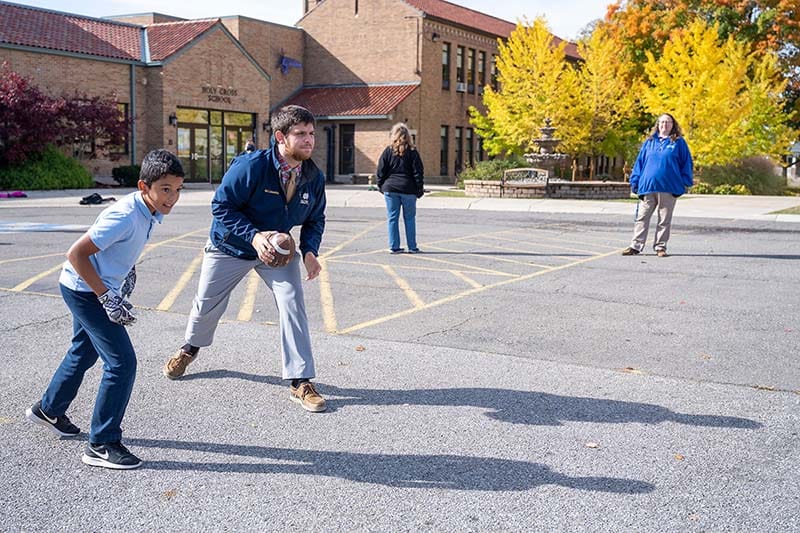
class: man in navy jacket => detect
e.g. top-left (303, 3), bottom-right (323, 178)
top-left (163, 105), bottom-right (328, 412)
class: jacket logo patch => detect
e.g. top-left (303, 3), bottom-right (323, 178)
top-left (264, 189), bottom-right (280, 195)
top-left (300, 192), bottom-right (310, 205)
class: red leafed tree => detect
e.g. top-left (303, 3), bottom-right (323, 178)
top-left (0, 62), bottom-right (130, 165)
top-left (0, 64), bottom-right (64, 164)
top-left (58, 93), bottom-right (129, 161)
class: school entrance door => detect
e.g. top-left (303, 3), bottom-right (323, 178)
top-left (174, 108), bottom-right (256, 183)
top-left (177, 125), bottom-right (209, 182)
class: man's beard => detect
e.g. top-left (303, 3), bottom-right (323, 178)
top-left (284, 143), bottom-right (313, 162)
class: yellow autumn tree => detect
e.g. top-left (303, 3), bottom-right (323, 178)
top-left (641, 19), bottom-right (794, 167)
top-left (575, 26), bottom-right (640, 177)
top-left (469, 18), bottom-right (583, 157)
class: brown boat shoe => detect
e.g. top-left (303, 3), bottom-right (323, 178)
top-left (289, 381), bottom-right (327, 412)
top-left (163, 349), bottom-right (196, 380)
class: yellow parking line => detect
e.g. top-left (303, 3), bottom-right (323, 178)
top-left (451, 236), bottom-right (575, 262)
top-left (159, 244), bottom-right (208, 251)
top-left (0, 252), bottom-right (64, 266)
top-left (450, 270), bottom-right (483, 288)
top-left (424, 243), bottom-right (553, 269)
top-left (320, 221), bottom-right (383, 259)
top-left (535, 234), bottom-right (629, 249)
top-left (3, 229), bottom-right (206, 293)
top-left (156, 252), bottom-right (203, 311)
top-left (11, 263), bottom-right (63, 292)
top-left (318, 257), bottom-right (338, 333)
top-left (236, 270), bottom-right (262, 321)
top-left (407, 253), bottom-right (514, 276)
top-left (326, 258), bottom-right (512, 276)
top-left (0, 287), bottom-right (59, 298)
top-left (326, 249), bottom-right (390, 260)
top-left (337, 249), bottom-right (620, 334)
top-left (382, 264), bottom-right (425, 308)
top-left (144, 229), bottom-right (206, 254)
top-left (482, 233), bottom-right (602, 254)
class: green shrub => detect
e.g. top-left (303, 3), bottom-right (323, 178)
top-left (458, 155), bottom-right (529, 184)
top-left (112, 165), bottom-right (141, 187)
top-left (712, 183), bottom-right (751, 195)
top-left (0, 146), bottom-right (92, 190)
top-left (690, 181), bottom-right (714, 194)
top-left (698, 157), bottom-right (784, 195)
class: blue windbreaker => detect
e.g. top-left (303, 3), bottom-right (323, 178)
top-left (209, 144), bottom-right (326, 260)
top-left (629, 135), bottom-right (694, 196)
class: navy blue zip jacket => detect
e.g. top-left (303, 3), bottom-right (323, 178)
top-left (629, 135), bottom-right (694, 196)
top-left (210, 144), bottom-right (326, 260)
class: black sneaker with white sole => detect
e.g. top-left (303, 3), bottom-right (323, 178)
top-left (82, 441), bottom-right (142, 470)
top-left (25, 401), bottom-right (80, 437)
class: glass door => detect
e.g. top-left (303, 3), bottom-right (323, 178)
top-left (225, 127), bottom-right (254, 169)
top-left (177, 125), bottom-right (210, 182)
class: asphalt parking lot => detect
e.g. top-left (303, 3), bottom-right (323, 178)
top-left (0, 192), bottom-right (798, 531)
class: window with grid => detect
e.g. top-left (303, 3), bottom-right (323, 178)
top-left (440, 125), bottom-right (449, 176)
top-left (467, 48), bottom-right (475, 93)
top-left (441, 43), bottom-right (451, 90)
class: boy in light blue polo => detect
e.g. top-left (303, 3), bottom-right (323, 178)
top-left (25, 149), bottom-right (184, 470)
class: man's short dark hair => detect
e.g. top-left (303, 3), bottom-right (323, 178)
top-left (271, 105), bottom-right (315, 136)
top-left (139, 149), bottom-right (185, 185)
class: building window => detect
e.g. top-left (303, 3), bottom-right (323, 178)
top-left (441, 43), bottom-right (451, 90)
top-left (491, 54), bottom-right (498, 91)
top-left (455, 126), bottom-right (463, 174)
top-left (440, 125), bottom-right (449, 176)
top-left (466, 128), bottom-right (474, 167)
top-left (456, 46), bottom-right (465, 86)
top-left (109, 103), bottom-right (129, 155)
top-left (477, 135), bottom-right (484, 162)
top-left (467, 48), bottom-right (475, 93)
top-left (339, 124), bottom-right (355, 174)
top-left (478, 51), bottom-right (486, 89)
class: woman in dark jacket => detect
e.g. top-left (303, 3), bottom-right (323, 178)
top-left (376, 123), bottom-right (425, 253)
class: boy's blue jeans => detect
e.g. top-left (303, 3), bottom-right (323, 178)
top-left (384, 192), bottom-right (418, 251)
top-left (41, 285), bottom-right (137, 444)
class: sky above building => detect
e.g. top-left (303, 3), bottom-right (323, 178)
top-left (19, 0), bottom-right (610, 41)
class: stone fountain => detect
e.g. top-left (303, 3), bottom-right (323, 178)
top-left (463, 118), bottom-right (631, 200)
top-left (499, 118), bottom-right (569, 197)
top-left (521, 118), bottom-right (569, 179)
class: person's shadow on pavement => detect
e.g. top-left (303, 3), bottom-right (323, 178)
top-left (180, 370), bottom-right (761, 429)
top-left (130, 437), bottom-right (655, 493)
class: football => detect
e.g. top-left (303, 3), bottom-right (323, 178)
top-left (267, 232), bottom-right (296, 267)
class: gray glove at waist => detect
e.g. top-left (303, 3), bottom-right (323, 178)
top-left (98, 290), bottom-right (136, 326)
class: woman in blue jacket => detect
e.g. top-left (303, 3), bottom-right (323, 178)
top-left (623, 113), bottom-right (694, 257)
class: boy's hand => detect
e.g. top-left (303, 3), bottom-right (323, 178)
top-left (303, 252), bottom-right (321, 281)
top-left (98, 290), bottom-right (137, 326)
top-left (121, 266), bottom-right (136, 298)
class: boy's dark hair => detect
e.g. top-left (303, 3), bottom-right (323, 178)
top-left (139, 149), bottom-right (185, 185)
top-left (271, 105), bottom-right (315, 136)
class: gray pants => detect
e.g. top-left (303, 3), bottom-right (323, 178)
top-left (185, 243), bottom-right (315, 380)
top-left (630, 192), bottom-right (677, 252)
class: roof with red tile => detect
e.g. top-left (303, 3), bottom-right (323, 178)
top-left (281, 84), bottom-right (419, 117)
top-left (0, 2), bottom-right (223, 64)
top-left (146, 19), bottom-right (219, 61)
top-left (402, 0), bottom-right (579, 59)
top-left (0, 2), bottom-right (142, 61)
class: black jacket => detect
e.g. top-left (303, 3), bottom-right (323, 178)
top-left (376, 146), bottom-right (424, 197)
